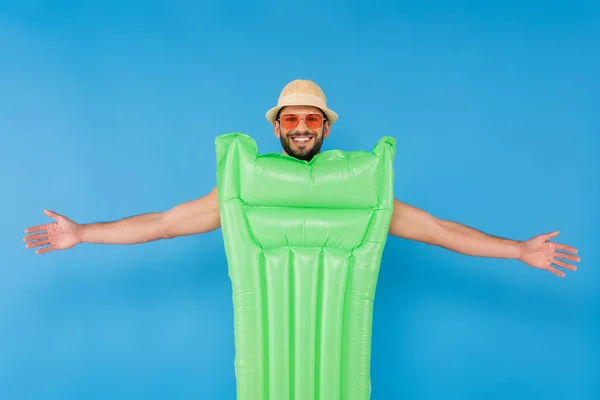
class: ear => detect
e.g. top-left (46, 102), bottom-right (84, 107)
top-left (323, 120), bottom-right (331, 139)
top-left (273, 120), bottom-right (281, 138)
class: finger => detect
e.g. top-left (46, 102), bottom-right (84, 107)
top-left (26, 239), bottom-right (50, 248)
top-left (554, 252), bottom-right (581, 263)
top-left (554, 243), bottom-right (578, 254)
top-left (553, 260), bottom-right (577, 271)
top-left (546, 265), bottom-right (566, 278)
top-left (23, 233), bottom-right (48, 243)
top-left (44, 210), bottom-right (65, 223)
top-left (25, 225), bottom-right (47, 234)
top-left (36, 245), bottom-right (54, 255)
top-left (544, 231), bottom-right (560, 241)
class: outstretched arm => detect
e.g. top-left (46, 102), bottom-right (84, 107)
top-left (24, 186), bottom-right (221, 254)
top-left (388, 199), bottom-right (580, 278)
top-left (161, 186), bottom-right (221, 238)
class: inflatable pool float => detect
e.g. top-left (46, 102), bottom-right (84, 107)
top-left (215, 133), bottom-right (395, 400)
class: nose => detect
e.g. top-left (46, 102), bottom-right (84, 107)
top-left (296, 117), bottom-right (309, 130)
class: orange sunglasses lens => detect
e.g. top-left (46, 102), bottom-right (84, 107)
top-left (280, 113), bottom-right (324, 130)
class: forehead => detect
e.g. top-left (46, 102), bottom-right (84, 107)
top-left (280, 105), bottom-right (323, 115)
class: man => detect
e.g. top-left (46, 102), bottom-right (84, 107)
top-left (23, 79), bottom-right (580, 277)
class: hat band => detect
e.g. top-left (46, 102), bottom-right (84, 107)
top-left (277, 93), bottom-right (328, 111)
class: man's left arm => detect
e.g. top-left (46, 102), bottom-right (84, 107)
top-left (388, 199), bottom-right (581, 278)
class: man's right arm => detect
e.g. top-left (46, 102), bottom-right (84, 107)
top-left (79, 186), bottom-right (221, 243)
top-left (161, 186), bottom-right (221, 239)
top-left (24, 186), bottom-right (221, 254)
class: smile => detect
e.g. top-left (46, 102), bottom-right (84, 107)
top-left (291, 136), bottom-right (313, 144)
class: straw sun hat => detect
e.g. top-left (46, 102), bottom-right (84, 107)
top-left (265, 79), bottom-right (338, 125)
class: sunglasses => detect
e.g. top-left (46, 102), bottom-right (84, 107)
top-left (278, 112), bottom-right (326, 130)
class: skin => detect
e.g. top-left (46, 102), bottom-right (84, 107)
top-left (274, 105), bottom-right (330, 162)
top-left (23, 105), bottom-right (580, 278)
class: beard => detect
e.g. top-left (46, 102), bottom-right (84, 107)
top-left (279, 130), bottom-right (324, 162)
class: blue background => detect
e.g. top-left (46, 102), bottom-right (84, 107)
top-left (1, 1), bottom-right (598, 399)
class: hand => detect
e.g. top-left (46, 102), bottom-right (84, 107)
top-left (519, 231), bottom-right (580, 278)
top-left (23, 210), bottom-right (82, 255)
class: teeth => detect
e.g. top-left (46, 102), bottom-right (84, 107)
top-left (293, 137), bottom-right (311, 142)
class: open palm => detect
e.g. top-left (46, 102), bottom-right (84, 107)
top-left (519, 231), bottom-right (580, 278)
top-left (23, 210), bottom-right (81, 254)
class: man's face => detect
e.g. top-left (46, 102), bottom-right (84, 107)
top-left (273, 105), bottom-right (331, 162)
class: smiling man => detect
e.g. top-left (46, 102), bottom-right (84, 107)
top-left (267, 80), bottom-right (335, 162)
top-left (24, 79), bottom-right (580, 275)
top-left (23, 78), bottom-right (581, 399)
top-left (275, 106), bottom-right (327, 161)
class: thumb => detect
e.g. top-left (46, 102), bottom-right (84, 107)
top-left (543, 230), bottom-right (560, 241)
top-left (44, 209), bottom-right (60, 219)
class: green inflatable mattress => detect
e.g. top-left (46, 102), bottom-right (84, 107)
top-left (215, 133), bottom-right (396, 400)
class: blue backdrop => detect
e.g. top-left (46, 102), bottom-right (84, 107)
top-left (1, 1), bottom-right (598, 399)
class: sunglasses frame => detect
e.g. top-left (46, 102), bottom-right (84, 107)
top-left (277, 112), bottom-right (327, 129)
